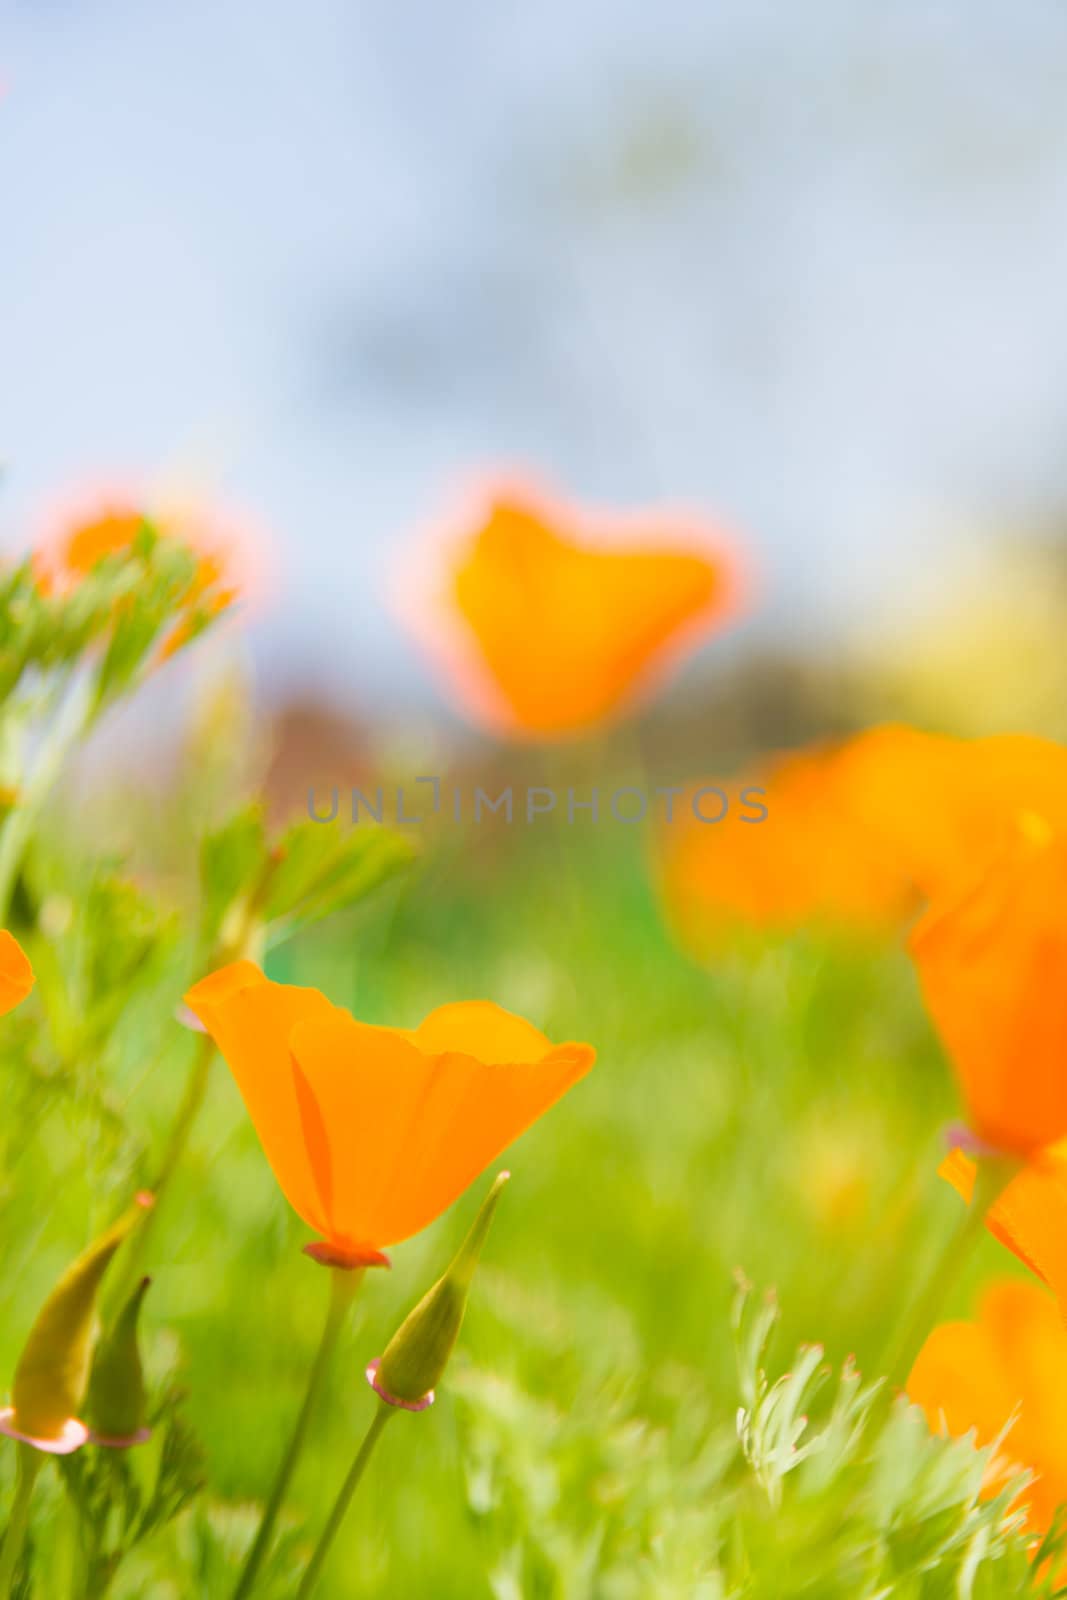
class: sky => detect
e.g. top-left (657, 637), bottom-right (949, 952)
top-left (4, 0), bottom-right (1067, 707)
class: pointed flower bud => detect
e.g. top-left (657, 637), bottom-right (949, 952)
top-left (367, 1172), bottom-right (509, 1412)
top-left (87, 1276), bottom-right (152, 1447)
top-left (0, 1194), bottom-right (153, 1454)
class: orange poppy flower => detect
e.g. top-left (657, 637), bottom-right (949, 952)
top-left (910, 813), bottom-right (1067, 1157)
top-left (0, 930), bottom-right (34, 1015)
top-left (31, 481), bottom-right (263, 658)
top-left (398, 474), bottom-right (747, 739)
top-left (657, 734), bottom-right (923, 949)
top-left (657, 724), bottom-right (1067, 950)
top-left (908, 1279), bottom-right (1067, 1537)
top-left (35, 491), bottom-right (228, 601)
top-left (184, 960), bottom-right (595, 1267)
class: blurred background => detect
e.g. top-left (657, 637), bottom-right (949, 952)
top-left (6, 0), bottom-right (1067, 738)
top-left (7, 11), bottom-right (1067, 1593)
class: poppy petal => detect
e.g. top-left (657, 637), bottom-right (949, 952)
top-left (452, 496), bottom-right (733, 737)
top-left (401, 477), bottom-right (745, 740)
top-left (289, 1013), bottom-right (594, 1249)
top-left (943, 1146), bottom-right (1067, 1303)
top-left (184, 959), bottom-right (266, 1034)
top-left (0, 930), bottom-right (34, 1016)
top-left (657, 736), bottom-right (919, 945)
top-left (908, 1279), bottom-right (1067, 1533)
top-left (827, 726), bottom-right (1067, 904)
top-left (407, 1000), bottom-right (554, 1064)
top-left (185, 966), bottom-right (343, 1237)
top-left (911, 816), bottom-right (1067, 1154)
top-left (908, 1317), bottom-right (1017, 1448)
top-left (369, 1044), bottom-right (593, 1247)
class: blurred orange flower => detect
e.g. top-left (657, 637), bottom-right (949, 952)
top-left (184, 960), bottom-right (595, 1267)
top-left (917, 805), bottom-right (1067, 1301)
top-left (657, 733), bottom-right (923, 949)
top-left (838, 728), bottom-right (1067, 906)
top-left (910, 813), bottom-right (1067, 1157)
top-left (908, 1279), bottom-right (1067, 1537)
top-left (0, 930), bottom-right (34, 1014)
top-left (31, 481), bottom-right (263, 659)
top-left (399, 475), bottom-right (746, 739)
top-left (658, 724), bottom-right (1067, 951)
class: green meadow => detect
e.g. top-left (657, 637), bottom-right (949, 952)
top-left (2, 785), bottom-right (1047, 1597)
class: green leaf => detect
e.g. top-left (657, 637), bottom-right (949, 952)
top-left (263, 815), bottom-right (417, 942)
top-left (198, 804), bottom-right (268, 951)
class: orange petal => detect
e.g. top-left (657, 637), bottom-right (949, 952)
top-left (938, 1147), bottom-right (978, 1205)
top-left (826, 726), bottom-right (1067, 903)
top-left (657, 737), bottom-right (919, 946)
top-left (412, 479), bottom-right (744, 740)
top-left (184, 959), bottom-right (269, 1039)
top-left (911, 819), bottom-right (1067, 1155)
top-left (825, 724), bottom-right (969, 898)
top-left (943, 1145), bottom-right (1067, 1302)
top-left (726, 724), bottom-right (1067, 918)
top-left (62, 506), bottom-right (146, 573)
top-left (908, 1279), bottom-right (1067, 1533)
top-left (407, 1000), bottom-right (554, 1064)
top-left (455, 504), bottom-right (726, 736)
top-left (30, 483), bottom-right (261, 630)
top-left (908, 1317), bottom-right (1019, 1453)
top-left (984, 1280), bottom-right (1067, 1529)
top-left (949, 735), bottom-right (1067, 897)
top-left (157, 589), bottom-right (238, 663)
top-left (185, 964), bottom-right (342, 1236)
top-left (0, 930), bottom-right (34, 1016)
top-left (289, 1012), bottom-right (594, 1249)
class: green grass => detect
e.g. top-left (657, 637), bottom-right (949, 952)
top-left (0, 815), bottom-right (1044, 1597)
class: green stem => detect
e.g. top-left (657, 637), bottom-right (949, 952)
top-left (884, 1155), bottom-right (1017, 1390)
top-left (0, 1444), bottom-right (42, 1596)
top-left (109, 875), bottom-right (273, 1312)
top-left (108, 1029), bottom-right (217, 1313)
top-left (295, 1405), bottom-right (394, 1600)
top-left (231, 1267), bottom-right (363, 1600)
top-left (154, 1027), bottom-right (218, 1196)
top-left (59, 1494), bottom-right (86, 1600)
top-left (152, 878), bottom-right (270, 1208)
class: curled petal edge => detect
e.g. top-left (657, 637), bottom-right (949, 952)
top-left (303, 1241), bottom-right (391, 1271)
top-left (365, 1358), bottom-right (434, 1413)
top-left (0, 1408), bottom-right (89, 1456)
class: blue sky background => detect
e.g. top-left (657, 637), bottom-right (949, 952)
top-left (4, 1), bottom-right (1067, 705)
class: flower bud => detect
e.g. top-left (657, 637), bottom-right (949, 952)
top-left (87, 1276), bottom-right (152, 1447)
top-left (368, 1172), bottom-right (509, 1412)
top-left (0, 1194), bottom-right (153, 1454)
